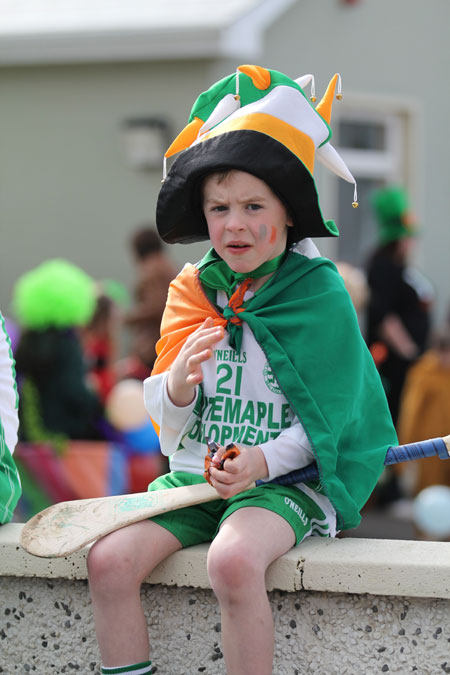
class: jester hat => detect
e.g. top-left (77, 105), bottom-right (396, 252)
top-left (371, 186), bottom-right (418, 245)
top-left (156, 65), bottom-right (358, 245)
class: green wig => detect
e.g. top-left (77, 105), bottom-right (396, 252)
top-left (13, 259), bottom-right (96, 330)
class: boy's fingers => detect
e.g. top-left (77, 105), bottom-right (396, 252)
top-left (185, 326), bottom-right (224, 352)
top-left (209, 466), bottom-right (234, 485)
top-left (187, 349), bottom-right (212, 370)
top-left (192, 317), bottom-right (216, 336)
top-left (184, 336), bottom-right (224, 366)
top-left (210, 458), bottom-right (243, 485)
top-left (210, 470), bottom-right (249, 499)
top-left (210, 443), bottom-right (240, 467)
top-left (222, 457), bottom-right (241, 474)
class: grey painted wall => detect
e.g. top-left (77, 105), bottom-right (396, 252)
top-left (0, 59), bottom-right (212, 320)
top-left (263, 0), bottom-right (450, 322)
top-left (1, 0), bottom-right (449, 331)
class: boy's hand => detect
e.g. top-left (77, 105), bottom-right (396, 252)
top-left (167, 317), bottom-right (224, 407)
top-left (207, 443), bottom-right (269, 499)
top-left (204, 441), bottom-right (240, 483)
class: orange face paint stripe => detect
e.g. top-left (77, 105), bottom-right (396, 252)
top-left (269, 225), bottom-right (277, 244)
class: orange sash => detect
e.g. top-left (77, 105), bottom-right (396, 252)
top-left (152, 264), bottom-right (250, 376)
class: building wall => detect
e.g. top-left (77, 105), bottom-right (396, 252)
top-left (1, 0), bottom-right (449, 327)
top-left (263, 0), bottom-right (450, 321)
top-left (0, 59), bottom-right (213, 317)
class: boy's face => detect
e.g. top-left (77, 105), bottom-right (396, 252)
top-left (202, 170), bottom-right (293, 274)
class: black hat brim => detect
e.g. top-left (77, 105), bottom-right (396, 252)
top-left (156, 130), bottom-right (337, 244)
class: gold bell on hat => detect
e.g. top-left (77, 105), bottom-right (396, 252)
top-left (336, 74), bottom-right (343, 100)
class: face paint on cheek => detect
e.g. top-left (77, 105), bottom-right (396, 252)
top-left (258, 223), bottom-right (267, 240)
top-left (269, 225), bottom-right (277, 244)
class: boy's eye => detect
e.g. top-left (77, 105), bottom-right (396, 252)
top-left (247, 203), bottom-right (262, 211)
top-left (212, 205), bottom-right (228, 212)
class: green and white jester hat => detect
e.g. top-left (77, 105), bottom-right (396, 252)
top-left (156, 64), bottom-right (358, 245)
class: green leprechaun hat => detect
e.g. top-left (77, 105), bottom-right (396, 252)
top-left (372, 186), bottom-right (418, 245)
top-left (156, 64), bottom-right (358, 245)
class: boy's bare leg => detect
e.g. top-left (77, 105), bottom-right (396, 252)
top-left (207, 507), bottom-right (296, 675)
top-left (87, 519), bottom-right (182, 667)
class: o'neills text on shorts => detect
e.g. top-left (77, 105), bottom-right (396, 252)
top-left (284, 497), bottom-right (308, 526)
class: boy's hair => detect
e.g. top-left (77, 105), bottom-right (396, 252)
top-left (201, 169), bottom-right (232, 186)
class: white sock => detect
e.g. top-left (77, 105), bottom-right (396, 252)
top-left (101, 661), bottom-right (152, 674)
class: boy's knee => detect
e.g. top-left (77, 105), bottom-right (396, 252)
top-left (87, 534), bottom-right (136, 591)
top-left (208, 542), bottom-right (261, 596)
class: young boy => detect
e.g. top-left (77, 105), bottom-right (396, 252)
top-left (87, 65), bottom-right (397, 675)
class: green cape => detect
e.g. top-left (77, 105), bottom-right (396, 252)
top-left (198, 248), bottom-right (398, 530)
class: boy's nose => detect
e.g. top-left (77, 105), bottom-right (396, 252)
top-left (225, 212), bottom-right (245, 231)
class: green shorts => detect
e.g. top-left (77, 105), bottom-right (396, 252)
top-left (148, 471), bottom-right (332, 548)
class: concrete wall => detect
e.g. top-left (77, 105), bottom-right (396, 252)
top-left (1, 524), bottom-right (450, 674)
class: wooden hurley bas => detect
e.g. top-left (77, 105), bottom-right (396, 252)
top-left (20, 435), bottom-right (450, 558)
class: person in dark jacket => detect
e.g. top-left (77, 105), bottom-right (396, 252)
top-left (366, 186), bottom-right (434, 507)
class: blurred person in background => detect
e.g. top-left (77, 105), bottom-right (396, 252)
top-left (121, 226), bottom-right (178, 379)
top-left (366, 186), bottom-right (433, 426)
top-left (81, 279), bottom-right (130, 404)
top-left (396, 324), bottom-right (450, 495)
top-left (0, 311), bottom-right (22, 523)
top-left (366, 187), bottom-right (434, 507)
top-left (13, 259), bottom-right (104, 444)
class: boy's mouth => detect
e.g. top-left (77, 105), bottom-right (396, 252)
top-left (227, 242), bottom-right (251, 251)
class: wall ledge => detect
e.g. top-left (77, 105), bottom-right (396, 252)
top-left (2, 523), bottom-right (450, 599)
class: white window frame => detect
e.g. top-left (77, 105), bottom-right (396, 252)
top-left (316, 93), bottom-right (422, 263)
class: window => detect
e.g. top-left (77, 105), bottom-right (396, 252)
top-left (328, 103), bottom-right (414, 267)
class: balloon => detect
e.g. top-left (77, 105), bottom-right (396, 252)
top-left (105, 379), bottom-right (148, 430)
top-left (105, 379), bottom-right (160, 454)
top-left (413, 485), bottom-right (450, 538)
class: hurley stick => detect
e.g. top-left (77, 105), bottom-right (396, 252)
top-left (20, 435), bottom-right (450, 558)
top-left (20, 481), bottom-right (225, 559)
